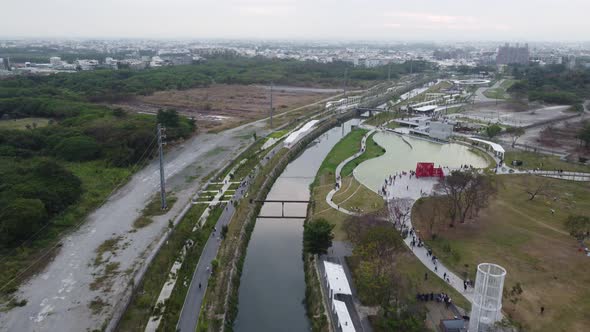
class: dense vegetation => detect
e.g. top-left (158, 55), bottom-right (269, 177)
top-left (0, 57), bottom-right (433, 101)
top-left (0, 60), bottom-right (201, 254)
top-left (508, 64), bottom-right (590, 104)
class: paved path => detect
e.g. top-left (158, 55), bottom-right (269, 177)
top-left (474, 79), bottom-right (504, 103)
top-left (383, 172), bottom-right (475, 303)
top-left (176, 142), bottom-right (284, 332)
top-left (325, 129), bottom-right (375, 215)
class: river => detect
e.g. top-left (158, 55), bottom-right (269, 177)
top-left (234, 118), bottom-right (360, 332)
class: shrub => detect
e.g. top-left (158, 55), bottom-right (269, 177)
top-left (55, 135), bottom-right (101, 161)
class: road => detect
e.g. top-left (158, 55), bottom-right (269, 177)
top-left (0, 117), bottom-right (278, 331)
top-left (176, 142), bottom-right (284, 332)
top-left (0, 82), bottom-right (381, 332)
top-left (474, 79), bottom-right (504, 103)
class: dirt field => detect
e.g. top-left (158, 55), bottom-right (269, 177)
top-left (450, 101), bottom-right (572, 127)
top-left (112, 84), bottom-right (339, 132)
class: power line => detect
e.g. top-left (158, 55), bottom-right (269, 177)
top-left (0, 133), bottom-right (159, 289)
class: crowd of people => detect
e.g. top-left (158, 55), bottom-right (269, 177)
top-left (416, 292), bottom-right (454, 308)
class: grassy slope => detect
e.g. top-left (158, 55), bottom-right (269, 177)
top-left (505, 151), bottom-right (590, 173)
top-left (412, 175), bottom-right (590, 332)
top-left (310, 128), bottom-right (385, 240)
top-left (341, 132), bottom-right (386, 177)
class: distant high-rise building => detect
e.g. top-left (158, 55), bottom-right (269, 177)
top-left (496, 43), bottom-right (529, 65)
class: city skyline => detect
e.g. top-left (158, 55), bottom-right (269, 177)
top-left (1, 0), bottom-right (589, 41)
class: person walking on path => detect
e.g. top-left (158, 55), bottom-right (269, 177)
top-left (199, 283), bottom-right (201, 290)
top-left (541, 306), bottom-right (545, 315)
top-left (424, 272), bottom-right (428, 281)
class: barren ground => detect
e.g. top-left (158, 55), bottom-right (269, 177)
top-left (111, 84), bottom-right (339, 132)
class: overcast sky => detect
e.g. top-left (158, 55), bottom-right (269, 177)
top-left (1, 0), bottom-right (588, 41)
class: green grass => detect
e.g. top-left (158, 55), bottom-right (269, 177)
top-left (117, 203), bottom-right (217, 331)
top-left (0, 117), bottom-right (51, 130)
top-left (483, 79), bottom-right (518, 100)
top-left (313, 128), bottom-right (368, 184)
top-left (341, 133), bottom-right (386, 177)
top-left (268, 129), bottom-right (288, 138)
top-left (412, 175), bottom-right (590, 331)
top-left (505, 151), bottom-right (590, 173)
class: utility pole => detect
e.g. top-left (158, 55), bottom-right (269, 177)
top-left (343, 68), bottom-right (348, 98)
top-left (157, 123), bottom-right (167, 210)
top-left (269, 82), bottom-right (273, 128)
top-left (388, 63), bottom-right (391, 82)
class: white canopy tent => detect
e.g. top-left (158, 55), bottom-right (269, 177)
top-left (333, 299), bottom-right (356, 332)
top-left (323, 261), bottom-right (352, 298)
top-left (468, 137), bottom-right (505, 160)
top-left (285, 120), bottom-right (319, 147)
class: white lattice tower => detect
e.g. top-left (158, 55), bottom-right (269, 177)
top-left (469, 263), bottom-right (506, 332)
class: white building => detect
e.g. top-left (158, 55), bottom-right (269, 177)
top-left (50, 56), bottom-right (62, 68)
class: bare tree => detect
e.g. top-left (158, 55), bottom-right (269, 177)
top-left (522, 176), bottom-right (553, 201)
top-left (436, 170), bottom-right (497, 225)
top-left (506, 126), bottom-right (525, 148)
top-left (388, 197), bottom-right (413, 228)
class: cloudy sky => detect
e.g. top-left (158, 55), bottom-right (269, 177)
top-left (1, 0), bottom-right (588, 41)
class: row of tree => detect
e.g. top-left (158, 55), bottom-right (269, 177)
top-left (508, 64), bottom-right (590, 104)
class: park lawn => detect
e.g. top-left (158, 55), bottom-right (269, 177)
top-left (0, 117), bottom-right (50, 130)
top-left (332, 176), bottom-right (384, 215)
top-left (483, 79), bottom-right (518, 100)
top-left (310, 128), bottom-right (385, 240)
top-left (483, 88), bottom-right (507, 100)
top-left (313, 128), bottom-right (368, 184)
top-left (412, 175), bottom-right (590, 332)
top-left (341, 132), bottom-right (386, 177)
top-left (505, 151), bottom-right (590, 173)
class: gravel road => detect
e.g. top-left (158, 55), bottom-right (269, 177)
top-left (0, 120), bottom-right (271, 332)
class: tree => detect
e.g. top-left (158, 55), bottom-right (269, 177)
top-left (388, 198), bottom-right (413, 228)
top-left (503, 282), bottom-right (523, 316)
top-left (522, 176), bottom-right (552, 201)
top-left (564, 215), bottom-right (590, 241)
top-left (486, 124), bottom-right (503, 139)
top-left (54, 135), bottom-right (101, 161)
top-left (413, 197), bottom-right (445, 239)
top-left (303, 219), bottom-right (334, 255)
top-left (436, 170), bottom-right (496, 225)
top-left (577, 124), bottom-right (590, 148)
top-left (157, 109), bottom-right (180, 127)
top-left (0, 198), bottom-right (47, 246)
top-left (506, 126), bottom-right (525, 148)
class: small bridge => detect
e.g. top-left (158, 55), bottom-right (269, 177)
top-left (254, 199), bottom-right (312, 219)
top-left (355, 108), bottom-right (382, 118)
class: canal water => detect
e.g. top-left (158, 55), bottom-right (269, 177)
top-left (234, 118), bottom-right (360, 332)
top-left (354, 131), bottom-right (489, 192)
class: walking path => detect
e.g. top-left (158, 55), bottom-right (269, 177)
top-left (146, 159), bottom-right (249, 332)
top-left (175, 142), bottom-right (284, 332)
top-left (325, 129), bottom-right (376, 216)
top-left (383, 173), bottom-right (474, 304)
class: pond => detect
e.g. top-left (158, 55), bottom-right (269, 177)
top-left (354, 131), bottom-right (489, 192)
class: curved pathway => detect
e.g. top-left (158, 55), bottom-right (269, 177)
top-left (325, 127), bottom-right (475, 305)
top-left (325, 129), bottom-right (375, 216)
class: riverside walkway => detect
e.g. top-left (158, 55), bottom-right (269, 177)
top-left (325, 128), bottom-right (376, 216)
top-left (325, 127), bottom-right (475, 305)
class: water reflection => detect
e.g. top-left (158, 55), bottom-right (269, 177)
top-left (234, 118), bottom-right (360, 332)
